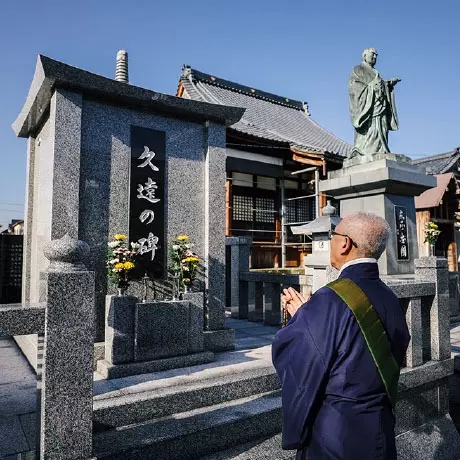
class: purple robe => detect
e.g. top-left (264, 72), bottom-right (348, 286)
top-left (272, 263), bottom-right (410, 459)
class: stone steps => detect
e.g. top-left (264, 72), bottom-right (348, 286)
top-left (93, 366), bottom-right (280, 427)
top-left (93, 391), bottom-right (282, 460)
top-left (197, 433), bottom-right (295, 460)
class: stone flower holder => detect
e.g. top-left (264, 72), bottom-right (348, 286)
top-left (98, 291), bottom-right (214, 379)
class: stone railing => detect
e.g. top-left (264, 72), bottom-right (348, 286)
top-left (237, 271), bottom-right (304, 325)
top-left (226, 236), bottom-right (310, 325)
top-left (0, 235), bottom-right (95, 460)
top-left (389, 258), bottom-right (460, 457)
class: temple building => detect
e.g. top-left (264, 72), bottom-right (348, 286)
top-left (177, 66), bottom-right (352, 268)
top-left (413, 148), bottom-right (460, 269)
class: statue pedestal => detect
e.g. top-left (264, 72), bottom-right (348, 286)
top-left (320, 157), bottom-right (436, 275)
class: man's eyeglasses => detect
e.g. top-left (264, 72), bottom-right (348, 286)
top-left (328, 229), bottom-right (358, 248)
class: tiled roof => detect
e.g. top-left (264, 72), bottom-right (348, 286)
top-left (412, 149), bottom-right (460, 174)
top-left (415, 173), bottom-right (455, 209)
top-left (179, 66), bottom-right (352, 157)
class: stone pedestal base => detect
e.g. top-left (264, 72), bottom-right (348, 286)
top-left (320, 157), bottom-right (436, 276)
top-left (97, 351), bottom-right (215, 379)
top-left (204, 329), bottom-right (235, 351)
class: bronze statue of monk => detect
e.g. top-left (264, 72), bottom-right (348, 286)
top-left (349, 48), bottom-right (401, 160)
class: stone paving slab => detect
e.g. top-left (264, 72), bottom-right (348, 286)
top-left (0, 413), bottom-right (31, 456)
top-left (0, 337), bottom-right (37, 458)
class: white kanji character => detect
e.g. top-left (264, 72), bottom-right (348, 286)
top-left (139, 209), bottom-right (155, 225)
top-left (137, 178), bottom-right (160, 204)
top-left (400, 245), bottom-right (407, 258)
top-left (137, 233), bottom-right (159, 261)
top-left (138, 146), bottom-right (159, 172)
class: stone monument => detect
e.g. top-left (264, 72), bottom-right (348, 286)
top-left (12, 53), bottom-right (245, 366)
top-left (348, 47), bottom-right (401, 163)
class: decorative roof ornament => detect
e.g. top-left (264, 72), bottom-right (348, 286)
top-left (181, 65), bottom-right (192, 79)
top-left (302, 101), bottom-right (311, 116)
top-left (115, 50), bottom-right (129, 83)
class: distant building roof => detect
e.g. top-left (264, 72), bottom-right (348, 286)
top-left (415, 173), bottom-right (456, 209)
top-left (178, 66), bottom-right (352, 157)
top-left (412, 148), bottom-right (460, 175)
top-left (1, 219), bottom-right (24, 235)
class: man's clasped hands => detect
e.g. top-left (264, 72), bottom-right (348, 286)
top-left (281, 287), bottom-right (312, 318)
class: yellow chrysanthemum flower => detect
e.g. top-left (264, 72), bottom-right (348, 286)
top-left (114, 262), bottom-right (124, 270)
top-left (177, 235), bottom-right (189, 241)
top-left (114, 234), bottom-right (128, 241)
top-left (185, 256), bottom-right (199, 263)
top-left (123, 261), bottom-right (135, 270)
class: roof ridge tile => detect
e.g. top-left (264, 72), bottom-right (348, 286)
top-left (182, 65), bottom-right (306, 111)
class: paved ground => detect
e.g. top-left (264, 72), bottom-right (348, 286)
top-left (0, 336), bottom-right (36, 459)
top-left (2, 319), bottom-right (460, 459)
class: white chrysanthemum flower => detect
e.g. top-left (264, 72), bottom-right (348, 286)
top-left (108, 241), bottom-right (120, 248)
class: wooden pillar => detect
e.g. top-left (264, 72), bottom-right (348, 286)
top-left (319, 192), bottom-right (327, 216)
top-left (416, 210), bottom-right (431, 258)
top-left (448, 242), bottom-right (458, 272)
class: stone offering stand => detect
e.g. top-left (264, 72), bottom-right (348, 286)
top-left (99, 292), bottom-right (214, 379)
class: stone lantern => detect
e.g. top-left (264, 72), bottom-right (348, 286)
top-left (291, 201), bottom-right (341, 292)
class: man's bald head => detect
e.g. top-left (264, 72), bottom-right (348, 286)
top-left (338, 212), bottom-right (390, 260)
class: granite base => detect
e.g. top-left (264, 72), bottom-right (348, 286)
top-left (396, 414), bottom-right (460, 460)
top-left (204, 329), bottom-right (235, 351)
top-left (96, 351), bottom-right (215, 379)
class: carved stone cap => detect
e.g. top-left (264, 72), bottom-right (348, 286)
top-left (322, 200), bottom-right (336, 217)
top-left (43, 234), bottom-right (90, 272)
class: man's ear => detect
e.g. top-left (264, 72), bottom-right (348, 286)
top-left (340, 237), bottom-right (353, 255)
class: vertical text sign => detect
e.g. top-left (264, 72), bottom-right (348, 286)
top-left (130, 126), bottom-right (166, 278)
top-left (395, 205), bottom-right (409, 260)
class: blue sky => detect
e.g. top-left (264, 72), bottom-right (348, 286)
top-left (1, 0), bottom-right (459, 228)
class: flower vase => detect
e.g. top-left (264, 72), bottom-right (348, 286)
top-left (183, 285), bottom-right (189, 294)
top-left (429, 244), bottom-right (435, 257)
top-left (117, 282), bottom-right (129, 296)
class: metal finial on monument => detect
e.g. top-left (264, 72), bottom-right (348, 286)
top-left (322, 200), bottom-right (336, 217)
top-left (142, 272), bottom-right (149, 303)
top-left (43, 234), bottom-right (90, 272)
top-left (115, 50), bottom-right (129, 83)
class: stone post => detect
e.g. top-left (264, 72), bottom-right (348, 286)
top-left (250, 281), bottom-right (264, 323)
top-left (264, 282), bottom-right (282, 326)
top-left (415, 257), bottom-right (450, 361)
top-left (404, 297), bottom-right (423, 368)
top-left (226, 236), bottom-right (251, 319)
top-left (40, 235), bottom-right (95, 460)
top-left (203, 122), bottom-right (234, 351)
